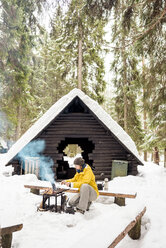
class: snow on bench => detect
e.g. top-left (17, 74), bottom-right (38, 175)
top-left (72, 205), bottom-right (146, 248)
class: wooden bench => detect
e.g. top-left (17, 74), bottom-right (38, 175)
top-left (24, 184), bottom-right (137, 206)
top-left (71, 207), bottom-right (146, 248)
top-left (0, 224), bottom-right (23, 248)
top-left (24, 184), bottom-right (145, 247)
top-left (108, 207), bottom-right (146, 247)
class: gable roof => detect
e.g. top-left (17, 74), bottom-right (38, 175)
top-left (1, 88), bottom-right (144, 166)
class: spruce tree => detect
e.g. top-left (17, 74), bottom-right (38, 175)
top-left (134, 0), bottom-right (166, 163)
top-left (0, 0), bottom-right (47, 140)
top-left (110, 0), bottom-right (143, 149)
top-left (46, 0), bottom-right (107, 104)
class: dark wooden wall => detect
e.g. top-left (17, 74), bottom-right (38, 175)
top-left (35, 112), bottom-right (138, 180)
top-left (11, 97), bottom-right (140, 180)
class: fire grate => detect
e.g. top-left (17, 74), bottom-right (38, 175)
top-left (42, 189), bottom-right (68, 212)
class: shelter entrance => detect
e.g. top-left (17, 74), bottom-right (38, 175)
top-left (56, 138), bottom-right (94, 180)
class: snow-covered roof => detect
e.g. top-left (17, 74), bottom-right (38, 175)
top-left (1, 88), bottom-right (144, 166)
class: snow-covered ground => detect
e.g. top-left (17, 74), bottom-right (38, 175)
top-left (0, 162), bottom-right (166, 248)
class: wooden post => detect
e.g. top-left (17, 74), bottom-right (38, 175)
top-left (1, 224), bottom-right (23, 248)
top-left (36, 159), bottom-right (39, 178)
top-left (1, 233), bottom-right (12, 248)
top-left (30, 188), bottom-right (40, 195)
top-left (32, 160), bottom-right (34, 174)
top-left (114, 197), bottom-right (125, 206)
top-left (108, 207), bottom-right (146, 248)
top-left (25, 160), bottom-right (28, 174)
top-left (128, 218), bottom-right (141, 239)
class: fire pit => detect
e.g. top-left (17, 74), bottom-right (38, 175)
top-left (41, 183), bottom-right (75, 214)
top-left (42, 188), bottom-right (68, 212)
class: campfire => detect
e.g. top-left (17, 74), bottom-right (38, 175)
top-left (38, 182), bottom-right (75, 214)
top-left (41, 182), bottom-right (67, 212)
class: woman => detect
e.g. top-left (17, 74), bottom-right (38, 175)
top-left (61, 157), bottom-right (99, 214)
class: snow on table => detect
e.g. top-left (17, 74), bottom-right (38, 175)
top-left (71, 203), bottom-right (145, 248)
top-left (13, 202), bottom-right (145, 248)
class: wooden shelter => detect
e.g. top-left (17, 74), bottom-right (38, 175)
top-left (3, 89), bottom-right (143, 180)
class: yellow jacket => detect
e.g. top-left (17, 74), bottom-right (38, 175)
top-left (66, 164), bottom-right (99, 197)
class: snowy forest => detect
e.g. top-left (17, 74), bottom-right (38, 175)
top-left (0, 0), bottom-right (165, 165)
top-left (0, 1), bottom-right (166, 248)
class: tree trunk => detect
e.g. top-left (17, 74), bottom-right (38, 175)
top-left (123, 87), bottom-right (127, 132)
top-left (153, 147), bottom-right (160, 165)
top-left (143, 110), bottom-right (147, 161)
top-left (77, 2), bottom-right (83, 90)
top-left (144, 151), bottom-right (148, 162)
top-left (122, 37), bottom-right (128, 132)
top-left (151, 152), bottom-right (153, 162)
top-left (15, 104), bottom-right (22, 141)
top-left (78, 34), bottom-right (82, 90)
top-left (142, 57), bottom-right (147, 161)
top-left (143, 110), bottom-right (147, 160)
top-left (164, 148), bottom-right (166, 168)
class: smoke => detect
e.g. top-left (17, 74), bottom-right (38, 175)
top-left (17, 139), bottom-right (55, 183)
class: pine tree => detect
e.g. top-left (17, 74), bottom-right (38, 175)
top-left (110, 0), bottom-right (143, 149)
top-left (0, 0), bottom-right (47, 140)
top-left (46, 0), bottom-right (107, 104)
top-left (133, 0), bottom-right (166, 163)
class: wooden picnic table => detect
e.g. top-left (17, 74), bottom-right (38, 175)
top-left (24, 184), bottom-right (137, 206)
top-left (24, 184), bottom-right (145, 247)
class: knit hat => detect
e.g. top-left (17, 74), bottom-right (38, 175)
top-left (74, 157), bottom-right (85, 166)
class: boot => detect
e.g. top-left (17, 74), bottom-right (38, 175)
top-left (87, 202), bottom-right (92, 211)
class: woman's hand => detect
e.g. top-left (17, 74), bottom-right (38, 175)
top-left (65, 182), bottom-right (71, 187)
top-left (61, 181), bottom-right (71, 187)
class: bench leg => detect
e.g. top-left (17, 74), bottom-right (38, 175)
top-left (2, 233), bottom-right (12, 248)
top-left (128, 218), bottom-right (141, 240)
top-left (30, 188), bottom-right (39, 195)
top-left (114, 197), bottom-right (125, 206)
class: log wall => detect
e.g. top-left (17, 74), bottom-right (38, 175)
top-left (10, 97), bottom-right (141, 180)
top-left (34, 112), bottom-right (139, 180)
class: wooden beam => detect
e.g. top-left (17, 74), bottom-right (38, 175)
top-left (1, 224), bottom-right (23, 235)
top-left (24, 185), bottom-right (50, 190)
top-left (24, 185), bottom-right (136, 198)
top-left (108, 207), bottom-right (146, 248)
top-left (0, 224), bottom-right (23, 248)
top-left (99, 192), bottom-right (136, 198)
